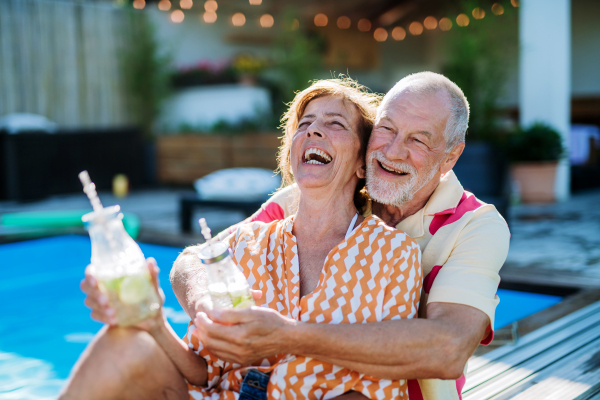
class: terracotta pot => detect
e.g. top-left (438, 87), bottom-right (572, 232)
top-left (510, 162), bottom-right (558, 203)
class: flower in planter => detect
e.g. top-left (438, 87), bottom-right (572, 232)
top-left (233, 53), bottom-right (268, 84)
top-left (171, 59), bottom-right (238, 88)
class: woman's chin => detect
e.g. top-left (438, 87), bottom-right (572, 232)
top-left (295, 175), bottom-right (332, 190)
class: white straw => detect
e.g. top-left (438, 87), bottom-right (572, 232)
top-left (199, 218), bottom-right (214, 257)
top-left (78, 170), bottom-right (103, 213)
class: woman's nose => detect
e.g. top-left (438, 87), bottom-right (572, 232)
top-left (306, 123), bottom-right (323, 138)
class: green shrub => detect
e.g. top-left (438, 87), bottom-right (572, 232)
top-left (506, 123), bottom-right (565, 162)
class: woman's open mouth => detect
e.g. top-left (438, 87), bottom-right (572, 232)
top-left (303, 148), bottom-right (332, 165)
top-left (378, 160), bottom-right (409, 176)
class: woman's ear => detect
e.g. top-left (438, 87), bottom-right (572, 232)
top-left (357, 163), bottom-right (366, 179)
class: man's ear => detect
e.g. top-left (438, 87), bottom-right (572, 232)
top-left (441, 142), bottom-right (465, 175)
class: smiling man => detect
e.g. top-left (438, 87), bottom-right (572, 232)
top-left (76, 72), bottom-right (510, 400)
top-left (178, 72), bottom-right (510, 400)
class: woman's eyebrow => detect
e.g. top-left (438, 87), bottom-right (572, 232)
top-left (300, 114), bottom-right (316, 120)
top-left (324, 112), bottom-right (348, 121)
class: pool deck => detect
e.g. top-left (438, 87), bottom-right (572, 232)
top-left (2, 186), bottom-right (599, 290)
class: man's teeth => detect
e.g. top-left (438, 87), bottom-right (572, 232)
top-left (381, 162), bottom-right (405, 174)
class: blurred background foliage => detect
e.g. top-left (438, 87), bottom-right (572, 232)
top-left (443, 0), bottom-right (519, 143)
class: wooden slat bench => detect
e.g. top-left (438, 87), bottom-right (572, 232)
top-left (464, 300), bottom-right (600, 399)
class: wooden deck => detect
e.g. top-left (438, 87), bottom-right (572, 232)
top-left (465, 300), bottom-right (600, 399)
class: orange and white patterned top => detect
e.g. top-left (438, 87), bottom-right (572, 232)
top-left (185, 214), bottom-right (422, 400)
top-left (229, 170), bottom-right (511, 400)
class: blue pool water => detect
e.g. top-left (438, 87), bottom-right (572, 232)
top-left (0, 235), bottom-right (563, 398)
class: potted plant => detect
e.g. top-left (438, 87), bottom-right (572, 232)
top-left (506, 122), bottom-right (565, 203)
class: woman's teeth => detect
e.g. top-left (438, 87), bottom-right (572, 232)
top-left (304, 148), bottom-right (332, 164)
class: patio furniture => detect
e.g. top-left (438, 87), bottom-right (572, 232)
top-left (179, 195), bottom-right (266, 233)
top-left (180, 168), bottom-right (280, 233)
top-left (464, 300), bottom-right (600, 399)
top-left (0, 127), bottom-right (143, 201)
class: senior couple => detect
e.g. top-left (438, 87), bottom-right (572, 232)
top-left (61, 72), bottom-right (510, 400)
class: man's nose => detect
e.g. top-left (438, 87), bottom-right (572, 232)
top-left (383, 133), bottom-right (409, 160)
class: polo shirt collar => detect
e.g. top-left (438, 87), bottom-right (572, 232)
top-left (396, 170), bottom-right (464, 239)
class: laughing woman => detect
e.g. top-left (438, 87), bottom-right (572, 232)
top-left (179, 79), bottom-right (423, 400)
top-left (61, 79), bottom-right (422, 400)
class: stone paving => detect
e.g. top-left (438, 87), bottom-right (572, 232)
top-left (503, 188), bottom-right (600, 288)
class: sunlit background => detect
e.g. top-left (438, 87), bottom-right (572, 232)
top-left (1, 0), bottom-right (600, 398)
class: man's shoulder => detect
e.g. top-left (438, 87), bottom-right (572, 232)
top-left (265, 184), bottom-right (298, 218)
top-left (435, 190), bottom-right (507, 231)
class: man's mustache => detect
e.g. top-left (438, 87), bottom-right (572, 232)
top-left (368, 151), bottom-right (418, 176)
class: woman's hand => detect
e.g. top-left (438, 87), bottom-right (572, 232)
top-left (193, 306), bottom-right (297, 365)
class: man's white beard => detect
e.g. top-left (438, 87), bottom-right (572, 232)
top-left (366, 150), bottom-right (440, 207)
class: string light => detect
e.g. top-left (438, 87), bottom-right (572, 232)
top-left (472, 7), bottom-right (485, 19)
top-left (203, 11), bottom-right (217, 23)
top-left (249, 0), bottom-right (261, 4)
top-left (511, 0), bottom-right (519, 7)
top-left (337, 16), bottom-right (351, 29)
top-left (133, 0), bottom-right (145, 9)
top-left (374, 28), bottom-right (388, 42)
top-left (204, 0), bottom-right (217, 12)
top-left (424, 16), bottom-right (437, 30)
top-left (409, 21), bottom-right (423, 35)
top-left (158, 0), bottom-right (171, 11)
top-left (232, 12), bottom-right (245, 26)
top-left (314, 13), bottom-right (328, 27)
top-left (491, 3), bottom-right (504, 15)
top-left (171, 9), bottom-right (184, 23)
top-left (291, 18), bottom-right (299, 30)
top-left (456, 14), bottom-right (470, 27)
top-left (357, 19), bottom-right (371, 32)
top-left (392, 26), bottom-right (406, 40)
top-left (439, 17), bottom-right (452, 31)
top-left (260, 14), bottom-right (274, 28)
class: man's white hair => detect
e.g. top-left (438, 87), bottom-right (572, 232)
top-left (380, 71), bottom-right (470, 151)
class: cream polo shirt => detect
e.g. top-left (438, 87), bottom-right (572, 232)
top-left (218, 170), bottom-right (510, 400)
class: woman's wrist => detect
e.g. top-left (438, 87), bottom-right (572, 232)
top-left (146, 314), bottom-right (169, 339)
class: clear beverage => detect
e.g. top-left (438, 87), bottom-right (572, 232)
top-left (83, 206), bottom-right (160, 326)
top-left (199, 242), bottom-right (255, 310)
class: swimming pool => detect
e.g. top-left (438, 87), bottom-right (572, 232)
top-left (0, 235), bottom-right (563, 399)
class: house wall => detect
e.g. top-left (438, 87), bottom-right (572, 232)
top-left (151, 0), bottom-right (600, 109)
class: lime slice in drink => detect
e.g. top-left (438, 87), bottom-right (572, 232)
top-left (101, 277), bottom-right (123, 292)
top-left (119, 275), bottom-right (153, 305)
top-left (232, 294), bottom-right (254, 308)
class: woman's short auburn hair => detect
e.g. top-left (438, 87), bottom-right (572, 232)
top-left (277, 78), bottom-right (382, 188)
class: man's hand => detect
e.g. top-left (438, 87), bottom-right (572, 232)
top-left (193, 305), bottom-right (296, 365)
